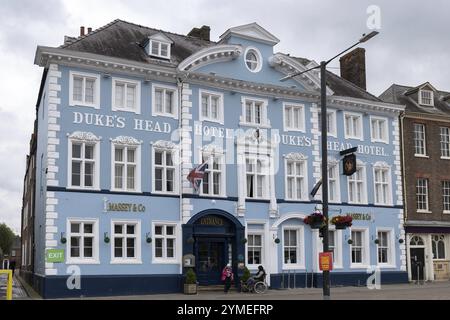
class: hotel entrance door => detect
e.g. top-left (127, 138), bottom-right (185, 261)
top-left (196, 239), bottom-right (227, 285)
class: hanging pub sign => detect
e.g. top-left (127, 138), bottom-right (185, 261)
top-left (343, 153), bottom-right (357, 176)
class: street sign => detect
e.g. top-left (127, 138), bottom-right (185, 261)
top-left (46, 249), bottom-right (65, 263)
top-left (319, 252), bottom-right (333, 271)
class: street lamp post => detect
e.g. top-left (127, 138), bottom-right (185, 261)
top-left (280, 31), bottom-right (379, 299)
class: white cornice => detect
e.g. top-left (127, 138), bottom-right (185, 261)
top-left (177, 44), bottom-right (243, 72)
top-left (329, 96), bottom-right (405, 114)
top-left (110, 136), bottom-right (143, 145)
top-left (67, 131), bottom-right (101, 142)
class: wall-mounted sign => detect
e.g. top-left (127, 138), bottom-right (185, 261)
top-left (199, 216), bottom-right (224, 226)
top-left (183, 254), bottom-right (196, 267)
top-left (319, 252), bottom-right (333, 271)
top-left (103, 199), bottom-right (146, 213)
top-left (347, 213), bottom-right (372, 221)
top-left (46, 249), bottom-right (65, 263)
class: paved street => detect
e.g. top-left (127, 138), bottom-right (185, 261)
top-left (60, 281), bottom-right (450, 300)
top-left (0, 274), bottom-right (28, 300)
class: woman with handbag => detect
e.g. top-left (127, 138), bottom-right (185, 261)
top-left (221, 264), bottom-right (234, 293)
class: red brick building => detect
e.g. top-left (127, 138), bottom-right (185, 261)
top-left (380, 82), bottom-right (450, 281)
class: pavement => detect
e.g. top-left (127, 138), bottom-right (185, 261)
top-left (62, 281), bottom-right (450, 300)
top-left (0, 273), bottom-right (29, 300)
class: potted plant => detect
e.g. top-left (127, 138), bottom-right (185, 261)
top-left (304, 211), bottom-right (326, 229)
top-left (184, 268), bottom-right (198, 295)
top-left (330, 215), bottom-right (353, 230)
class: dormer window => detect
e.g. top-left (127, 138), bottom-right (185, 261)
top-left (419, 89), bottom-right (434, 106)
top-left (147, 32), bottom-right (173, 60)
top-left (150, 40), bottom-right (170, 59)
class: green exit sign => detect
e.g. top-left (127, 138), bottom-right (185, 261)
top-left (46, 249), bottom-right (65, 263)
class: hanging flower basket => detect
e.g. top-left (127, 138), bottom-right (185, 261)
top-left (304, 212), bottom-right (326, 229)
top-left (331, 215), bottom-right (353, 230)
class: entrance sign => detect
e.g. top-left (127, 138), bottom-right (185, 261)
top-left (199, 216), bottom-right (224, 226)
top-left (46, 249), bottom-right (65, 263)
top-left (319, 252), bottom-right (333, 271)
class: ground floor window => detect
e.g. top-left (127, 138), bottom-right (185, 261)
top-left (247, 233), bottom-right (263, 266)
top-left (283, 227), bottom-right (302, 267)
top-left (377, 230), bottom-right (391, 264)
top-left (112, 220), bottom-right (141, 263)
top-left (67, 219), bottom-right (98, 263)
top-left (154, 224), bottom-right (177, 261)
top-left (432, 235), bottom-right (446, 260)
top-left (351, 230), bottom-right (367, 266)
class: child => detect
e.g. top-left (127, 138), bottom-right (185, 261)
top-left (221, 264), bottom-right (234, 293)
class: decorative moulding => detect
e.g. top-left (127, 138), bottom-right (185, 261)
top-left (110, 136), bottom-right (142, 145)
top-left (201, 144), bottom-right (224, 155)
top-left (284, 152), bottom-right (308, 161)
top-left (152, 140), bottom-right (177, 149)
top-left (67, 131), bottom-right (101, 142)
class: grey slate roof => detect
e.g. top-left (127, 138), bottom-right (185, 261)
top-left (61, 19), bottom-right (215, 65)
top-left (59, 19), bottom-right (382, 102)
top-left (379, 83), bottom-right (450, 116)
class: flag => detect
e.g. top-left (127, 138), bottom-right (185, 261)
top-left (187, 162), bottom-right (208, 193)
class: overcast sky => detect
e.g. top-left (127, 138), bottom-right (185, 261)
top-left (0, 0), bottom-right (448, 234)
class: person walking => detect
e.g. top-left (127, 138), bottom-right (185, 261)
top-left (221, 264), bottom-right (234, 293)
top-left (9, 260), bottom-right (16, 276)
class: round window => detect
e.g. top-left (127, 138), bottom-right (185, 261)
top-left (245, 48), bottom-right (261, 72)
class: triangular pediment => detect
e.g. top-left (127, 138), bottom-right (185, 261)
top-left (149, 32), bottom-right (173, 44)
top-left (219, 23), bottom-right (280, 46)
top-left (405, 82), bottom-right (437, 95)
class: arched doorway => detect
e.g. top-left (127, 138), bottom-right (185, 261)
top-left (183, 209), bottom-right (245, 286)
top-left (409, 235), bottom-right (426, 281)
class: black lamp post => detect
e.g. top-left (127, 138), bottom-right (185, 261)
top-left (281, 31), bottom-right (379, 299)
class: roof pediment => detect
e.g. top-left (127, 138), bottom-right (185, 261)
top-left (405, 82), bottom-right (437, 95)
top-left (148, 32), bottom-right (174, 44)
top-left (219, 22), bottom-right (280, 46)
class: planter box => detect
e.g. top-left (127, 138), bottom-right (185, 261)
top-left (184, 283), bottom-right (198, 295)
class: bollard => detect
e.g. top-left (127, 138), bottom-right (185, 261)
top-left (305, 270), bottom-right (308, 289)
top-left (0, 270), bottom-right (13, 300)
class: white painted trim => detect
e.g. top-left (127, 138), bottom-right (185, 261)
top-left (66, 218), bottom-right (100, 264)
top-left (418, 89), bottom-right (434, 106)
top-left (347, 162), bottom-right (368, 205)
top-left (151, 143), bottom-right (180, 195)
top-left (317, 109), bottom-right (338, 138)
top-left (148, 38), bottom-right (172, 60)
top-left (343, 111), bottom-right (364, 141)
top-left (372, 163), bottom-right (393, 206)
top-left (198, 89), bottom-right (224, 125)
top-left (244, 46), bottom-right (262, 73)
top-left (272, 213), bottom-right (307, 229)
top-left (177, 44), bottom-right (243, 72)
top-left (284, 157), bottom-right (309, 201)
top-left (370, 115), bottom-right (389, 144)
top-left (110, 140), bottom-right (142, 193)
top-left (199, 148), bottom-right (226, 197)
top-left (349, 227), bottom-right (370, 268)
top-left (245, 223), bottom-right (266, 269)
top-left (282, 102), bottom-right (306, 132)
top-left (151, 83), bottom-right (179, 119)
top-left (110, 219), bottom-right (142, 264)
top-left (111, 77), bottom-right (141, 114)
top-left (239, 96), bottom-right (270, 128)
top-left (375, 227), bottom-right (396, 268)
top-left (281, 225), bottom-right (305, 270)
top-left (151, 221), bottom-right (181, 265)
top-left (69, 71), bottom-right (100, 109)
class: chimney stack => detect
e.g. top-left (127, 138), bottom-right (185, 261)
top-left (188, 25), bottom-right (211, 41)
top-left (339, 47), bottom-right (366, 90)
top-left (80, 26), bottom-right (85, 37)
top-left (88, 27), bottom-right (92, 34)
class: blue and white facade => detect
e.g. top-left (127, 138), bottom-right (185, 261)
top-left (30, 21), bottom-right (407, 298)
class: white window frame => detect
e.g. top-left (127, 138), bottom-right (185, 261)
top-left (282, 225), bottom-right (305, 270)
top-left (244, 46), bottom-right (262, 73)
top-left (443, 180), bottom-right (450, 214)
top-left (370, 116), bottom-right (389, 144)
top-left (373, 164), bottom-right (392, 206)
top-left (152, 83), bottom-right (178, 119)
top-left (246, 231), bottom-right (264, 269)
top-left (200, 151), bottom-right (226, 197)
top-left (111, 77), bottom-right (141, 114)
top-left (416, 178), bottom-right (430, 213)
top-left (149, 39), bottom-right (171, 59)
top-left (240, 96), bottom-right (270, 128)
top-left (325, 227), bottom-right (343, 269)
top-left (284, 158), bottom-right (308, 201)
top-left (66, 218), bottom-right (100, 264)
top-left (344, 111), bottom-right (363, 140)
top-left (431, 235), bottom-right (446, 260)
top-left (349, 227), bottom-right (370, 268)
top-left (419, 89), bottom-right (434, 106)
top-left (376, 228), bottom-right (396, 268)
top-left (413, 123), bottom-right (427, 157)
top-left (283, 102), bottom-right (305, 132)
top-left (69, 71), bottom-right (100, 109)
top-left (67, 137), bottom-right (100, 190)
top-left (347, 163), bottom-right (367, 204)
top-left (199, 89), bottom-right (224, 124)
top-left (152, 144), bottom-right (179, 195)
top-left (245, 154), bottom-right (270, 200)
top-left (328, 161), bottom-right (341, 203)
top-left (110, 219), bottom-right (142, 264)
top-left (318, 109), bottom-right (337, 137)
top-left (152, 221), bottom-right (181, 264)
top-left (111, 141), bottom-right (142, 193)
top-left (440, 127), bottom-right (450, 159)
